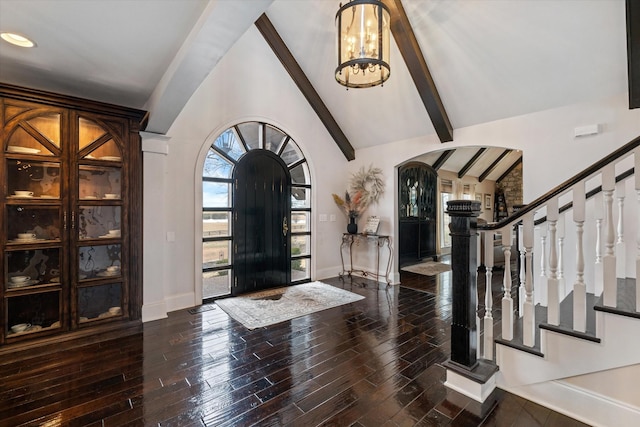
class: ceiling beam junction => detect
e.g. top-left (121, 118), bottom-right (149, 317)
top-left (458, 148), bottom-right (487, 179)
top-left (255, 14), bottom-right (355, 161)
top-left (432, 150), bottom-right (455, 171)
top-left (627, 0), bottom-right (640, 109)
top-left (385, 0), bottom-right (454, 143)
top-left (479, 149), bottom-right (513, 182)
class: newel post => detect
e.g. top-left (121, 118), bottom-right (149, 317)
top-left (443, 200), bottom-right (498, 403)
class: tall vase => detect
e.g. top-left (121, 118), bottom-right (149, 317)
top-left (347, 216), bottom-right (358, 234)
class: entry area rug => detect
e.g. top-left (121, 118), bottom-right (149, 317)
top-left (401, 261), bottom-right (451, 276)
top-left (215, 281), bottom-right (364, 329)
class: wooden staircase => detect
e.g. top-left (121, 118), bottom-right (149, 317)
top-left (473, 136), bottom-right (640, 426)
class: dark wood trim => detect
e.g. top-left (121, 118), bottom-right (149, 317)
top-left (255, 14), bottom-right (355, 161)
top-left (627, 0), bottom-right (640, 109)
top-left (385, 0), bottom-right (453, 143)
top-left (478, 149), bottom-right (512, 182)
top-left (431, 149), bottom-right (454, 170)
top-left (496, 156), bottom-right (522, 183)
top-left (0, 83), bottom-right (148, 127)
top-left (480, 135), bottom-right (640, 230)
top-left (458, 148), bottom-right (486, 178)
top-left (534, 167), bottom-right (634, 226)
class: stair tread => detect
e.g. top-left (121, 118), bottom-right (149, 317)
top-left (495, 304), bottom-right (546, 357)
top-left (497, 289), bottom-right (604, 355)
top-left (539, 291), bottom-right (600, 343)
top-left (594, 278), bottom-right (640, 319)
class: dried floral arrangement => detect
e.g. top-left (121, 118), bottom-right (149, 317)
top-left (332, 165), bottom-right (385, 219)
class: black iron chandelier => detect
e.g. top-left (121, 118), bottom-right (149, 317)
top-left (335, 0), bottom-right (391, 88)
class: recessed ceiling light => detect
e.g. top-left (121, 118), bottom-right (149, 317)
top-left (1, 32), bottom-right (36, 48)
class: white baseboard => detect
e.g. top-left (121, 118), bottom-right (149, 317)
top-left (166, 292), bottom-right (196, 313)
top-left (497, 376), bottom-right (640, 427)
top-left (315, 266), bottom-right (343, 281)
top-left (316, 265), bottom-right (400, 285)
top-left (143, 292), bottom-right (196, 322)
top-left (141, 300), bottom-right (168, 323)
top-left (445, 369), bottom-right (497, 402)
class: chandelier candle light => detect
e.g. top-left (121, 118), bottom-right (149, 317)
top-left (335, 0), bottom-right (391, 88)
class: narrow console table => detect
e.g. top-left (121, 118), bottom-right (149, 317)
top-left (339, 233), bottom-right (393, 285)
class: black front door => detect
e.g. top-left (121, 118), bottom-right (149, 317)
top-left (232, 150), bottom-right (291, 295)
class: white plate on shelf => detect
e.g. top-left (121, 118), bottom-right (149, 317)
top-left (100, 156), bottom-right (121, 161)
top-left (10, 238), bottom-right (44, 243)
top-left (7, 195), bottom-right (34, 198)
top-left (7, 146), bottom-right (41, 154)
top-left (97, 271), bottom-right (119, 277)
top-left (82, 196), bottom-right (98, 200)
top-left (98, 234), bottom-right (120, 238)
top-left (7, 279), bottom-right (39, 288)
top-left (7, 324), bottom-right (43, 335)
top-left (85, 154), bottom-right (96, 159)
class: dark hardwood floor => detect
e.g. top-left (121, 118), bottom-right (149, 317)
top-left (0, 271), bottom-right (590, 426)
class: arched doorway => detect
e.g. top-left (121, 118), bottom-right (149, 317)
top-left (201, 122), bottom-right (312, 300)
top-left (398, 162), bottom-right (438, 266)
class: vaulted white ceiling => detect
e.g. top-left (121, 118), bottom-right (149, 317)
top-left (0, 0), bottom-right (630, 178)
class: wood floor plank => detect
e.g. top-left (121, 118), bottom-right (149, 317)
top-left (0, 273), bottom-right (591, 426)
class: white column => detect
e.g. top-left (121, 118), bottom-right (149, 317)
top-left (615, 180), bottom-right (626, 279)
top-left (573, 182), bottom-right (587, 333)
top-left (602, 164), bottom-right (617, 307)
top-left (483, 231), bottom-right (494, 359)
top-left (546, 198), bottom-right (560, 326)
top-left (141, 132), bottom-right (170, 322)
top-left (501, 227), bottom-right (514, 341)
top-left (523, 213), bottom-right (536, 347)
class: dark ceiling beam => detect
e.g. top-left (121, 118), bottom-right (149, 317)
top-left (627, 0), bottom-right (640, 109)
top-left (384, 0), bottom-right (454, 143)
top-left (432, 150), bottom-right (455, 171)
top-left (255, 14), bottom-right (355, 161)
top-left (457, 148), bottom-right (487, 179)
top-left (478, 149), bottom-right (513, 182)
top-left (496, 156), bottom-right (522, 183)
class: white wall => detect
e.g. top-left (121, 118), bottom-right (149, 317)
top-left (142, 26), bottom-right (350, 319)
top-left (142, 20), bottom-right (640, 318)
top-left (350, 94), bottom-right (639, 283)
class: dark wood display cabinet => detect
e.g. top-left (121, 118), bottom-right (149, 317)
top-left (0, 84), bottom-right (146, 347)
top-left (398, 162), bottom-right (438, 266)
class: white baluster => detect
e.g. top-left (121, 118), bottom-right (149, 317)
top-left (616, 180), bottom-right (626, 279)
top-left (573, 182), bottom-right (587, 333)
top-left (501, 227), bottom-right (514, 341)
top-left (557, 214), bottom-right (566, 298)
top-left (594, 192), bottom-right (604, 295)
top-left (483, 231), bottom-right (494, 359)
top-left (523, 213), bottom-right (536, 347)
top-left (540, 225), bottom-right (548, 278)
top-left (602, 164), bottom-right (617, 307)
top-left (518, 223), bottom-right (526, 316)
top-left (547, 198), bottom-right (560, 326)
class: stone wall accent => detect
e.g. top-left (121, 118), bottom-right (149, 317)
top-left (497, 163), bottom-right (523, 214)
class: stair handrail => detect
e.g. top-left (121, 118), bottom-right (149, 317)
top-left (478, 135), bottom-right (640, 231)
